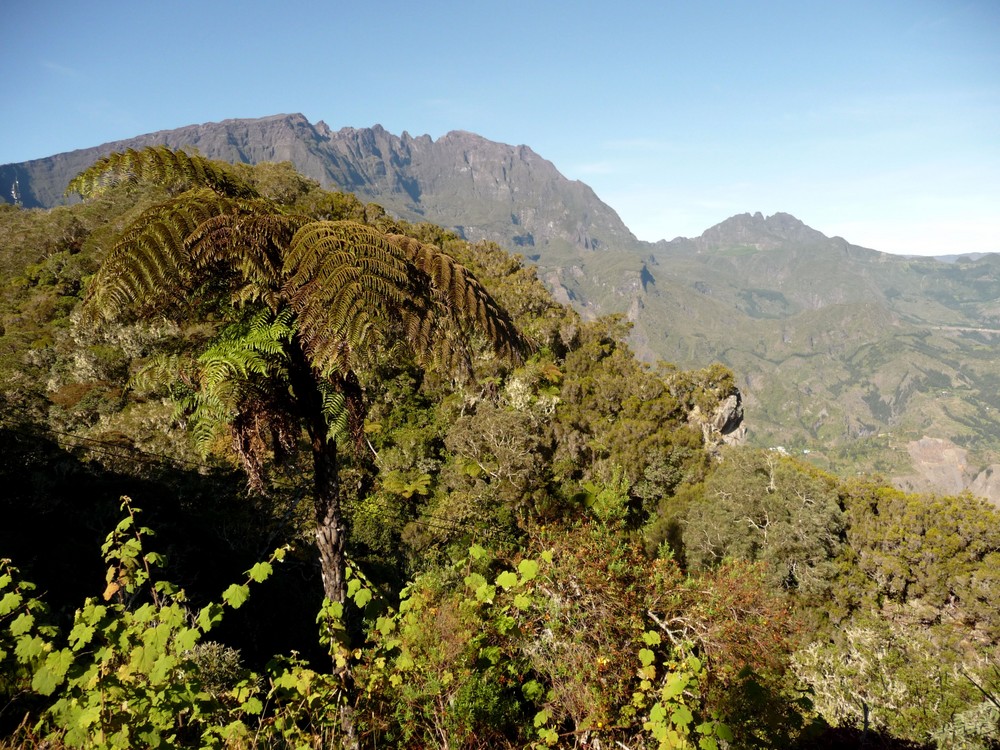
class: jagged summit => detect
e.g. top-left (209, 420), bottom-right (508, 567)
top-left (695, 211), bottom-right (832, 250)
top-left (0, 114), bottom-right (636, 258)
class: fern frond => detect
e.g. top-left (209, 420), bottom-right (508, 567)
top-left (66, 146), bottom-right (258, 199)
top-left (388, 234), bottom-right (532, 369)
top-left (284, 221), bottom-right (413, 376)
top-left (185, 391), bottom-right (231, 456)
top-left (187, 208), bottom-right (308, 310)
top-left (317, 381), bottom-right (349, 442)
top-left (196, 308), bottom-right (294, 389)
top-left (127, 353), bottom-right (201, 399)
top-left (81, 189), bottom-right (245, 324)
top-left (178, 309), bottom-right (301, 485)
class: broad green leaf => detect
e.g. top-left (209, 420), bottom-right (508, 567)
top-left (10, 612), bottom-right (34, 636)
top-left (495, 570), bottom-right (518, 589)
top-left (638, 648), bottom-right (656, 667)
top-left (32, 649), bottom-right (73, 695)
top-left (248, 561), bottom-right (273, 583)
top-left (353, 587), bottom-right (372, 608)
top-left (223, 584), bottom-right (250, 609)
top-left (68, 622), bottom-right (96, 650)
top-left (517, 558), bottom-right (539, 582)
top-left (175, 626), bottom-right (199, 653)
top-left (513, 593), bottom-right (532, 610)
top-left (469, 544), bottom-right (487, 560)
top-left (322, 600), bottom-right (344, 620)
top-left (0, 591), bottom-right (22, 616)
top-left (671, 705), bottom-right (694, 727)
top-left (133, 602), bottom-right (157, 623)
top-left (522, 679), bottom-right (545, 701)
top-left (15, 634), bottom-right (45, 663)
top-left (78, 704), bottom-right (102, 729)
top-left (464, 572), bottom-right (487, 591)
top-left (642, 630), bottom-right (661, 646)
top-left (198, 602), bottom-right (224, 632)
top-left (663, 671), bottom-right (688, 699)
top-left (150, 653), bottom-right (176, 684)
top-left (475, 583), bottom-right (496, 602)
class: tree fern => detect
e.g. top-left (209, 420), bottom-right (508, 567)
top-left (72, 147), bottom-right (531, 611)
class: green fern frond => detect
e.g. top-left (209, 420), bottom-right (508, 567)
top-left (178, 309), bottom-right (302, 479)
top-left (196, 308), bottom-right (295, 390)
top-left (388, 233), bottom-right (531, 368)
top-left (284, 221), bottom-right (413, 376)
top-left (66, 146), bottom-right (258, 199)
top-left (317, 381), bottom-right (349, 442)
top-left (81, 189), bottom-right (244, 323)
top-left (186, 391), bottom-right (231, 456)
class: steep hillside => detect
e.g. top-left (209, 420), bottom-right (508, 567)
top-left (624, 213), bottom-right (1000, 493)
top-left (3, 116), bottom-right (999, 502)
top-left (0, 114), bottom-right (639, 264)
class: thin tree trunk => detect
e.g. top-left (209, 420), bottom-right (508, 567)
top-left (311, 432), bottom-right (347, 605)
top-left (310, 431), bottom-right (359, 750)
top-left (286, 339), bottom-right (358, 748)
top-left (286, 338), bottom-right (350, 606)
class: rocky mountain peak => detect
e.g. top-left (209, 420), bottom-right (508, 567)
top-left (695, 211), bottom-right (830, 251)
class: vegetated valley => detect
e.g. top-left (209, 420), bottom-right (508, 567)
top-left (0, 141), bottom-right (997, 748)
top-left (5, 114), bottom-right (1000, 505)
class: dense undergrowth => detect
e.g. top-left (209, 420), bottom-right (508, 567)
top-left (1, 157), bottom-right (998, 748)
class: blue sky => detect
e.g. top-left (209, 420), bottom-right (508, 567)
top-left (2, 0), bottom-right (997, 256)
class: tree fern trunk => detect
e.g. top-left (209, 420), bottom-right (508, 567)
top-left (286, 338), bottom-right (349, 605)
top-left (287, 340), bottom-right (359, 748)
top-left (310, 428), bottom-right (360, 749)
top-left (311, 433), bottom-right (347, 605)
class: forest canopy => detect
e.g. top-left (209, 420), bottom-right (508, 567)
top-left (0, 154), bottom-right (997, 749)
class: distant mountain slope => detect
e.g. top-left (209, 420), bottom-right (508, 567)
top-left (0, 113), bottom-right (639, 262)
top-left (3, 115), bottom-right (999, 502)
top-left (622, 213), bottom-right (1000, 496)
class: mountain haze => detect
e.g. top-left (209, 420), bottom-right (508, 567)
top-left (3, 114), bottom-right (999, 502)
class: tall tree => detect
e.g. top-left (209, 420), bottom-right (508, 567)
top-left (68, 147), bottom-right (530, 606)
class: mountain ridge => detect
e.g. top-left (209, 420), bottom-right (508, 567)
top-left (1, 113), bottom-right (638, 262)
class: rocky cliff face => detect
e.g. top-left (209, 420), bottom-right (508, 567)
top-left (896, 436), bottom-right (1000, 509)
top-left (0, 114), bottom-right (639, 263)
